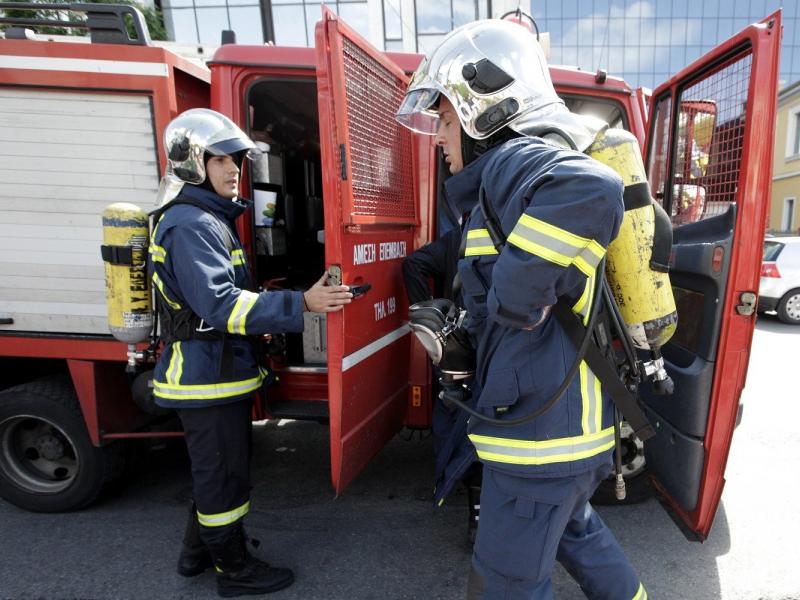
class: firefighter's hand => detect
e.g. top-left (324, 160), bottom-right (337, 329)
top-left (303, 273), bottom-right (352, 313)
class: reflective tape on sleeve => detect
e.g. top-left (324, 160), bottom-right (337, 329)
top-left (227, 290), bottom-right (259, 335)
top-left (464, 228), bottom-right (499, 256)
top-left (507, 214), bottom-right (604, 276)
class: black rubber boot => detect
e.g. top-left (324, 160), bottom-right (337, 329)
top-left (210, 525), bottom-right (294, 597)
top-left (177, 503), bottom-right (213, 577)
top-left (467, 484), bottom-right (481, 546)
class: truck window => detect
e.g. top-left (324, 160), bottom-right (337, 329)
top-left (561, 96), bottom-right (628, 131)
top-left (247, 78), bottom-right (326, 365)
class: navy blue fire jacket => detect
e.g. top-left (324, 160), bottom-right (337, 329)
top-left (449, 137), bottom-right (625, 478)
top-left (149, 184), bottom-right (304, 408)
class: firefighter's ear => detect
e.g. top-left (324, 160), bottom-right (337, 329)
top-left (169, 133), bottom-right (191, 162)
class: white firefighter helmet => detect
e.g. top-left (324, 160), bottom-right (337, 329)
top-left (156, 109), bottom-right (258, 206)
top-left (396, 19), bottom-right (605, 151)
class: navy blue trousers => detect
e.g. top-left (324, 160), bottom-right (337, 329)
top-left (177, 400), bottom-right (252, 546)
top-left (472, 463), bottom-right (645, 600)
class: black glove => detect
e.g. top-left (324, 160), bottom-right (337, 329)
top-left (409, 299), bottom-right (475, 379)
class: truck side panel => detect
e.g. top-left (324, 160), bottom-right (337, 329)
top-left (0, 88), bottom-right (160, 335)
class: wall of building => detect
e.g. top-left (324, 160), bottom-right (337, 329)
top-left (771, 83), bottom-right (800, 234)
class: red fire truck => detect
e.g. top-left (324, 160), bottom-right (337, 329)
top-left (0, 4), bottom-right (780, 542)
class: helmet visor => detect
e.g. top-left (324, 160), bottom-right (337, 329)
top-left (396, 88), bottom-right (441, 135)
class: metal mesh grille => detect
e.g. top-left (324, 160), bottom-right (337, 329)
top-left (671, 53), bottom-right (753, 226)
top-left (341, 37), bottom-right (416, 221)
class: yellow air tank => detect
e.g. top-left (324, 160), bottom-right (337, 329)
top-left (101, 203), bottom-right (153, 344)
top-left (587, 129), bottom-right (677, 350)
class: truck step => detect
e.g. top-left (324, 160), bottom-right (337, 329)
top-left (266, 400), bottom-right (329, 423)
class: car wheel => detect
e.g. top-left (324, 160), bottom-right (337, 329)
top-left (591, 422), bottom-right (652, 505)
top-left (776, 288), bottom-right (800, 325)
top-left (0, 376), bottom-right (125, 512)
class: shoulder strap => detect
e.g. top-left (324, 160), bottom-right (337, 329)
top-left (151, 198), bottom-right (235, 253)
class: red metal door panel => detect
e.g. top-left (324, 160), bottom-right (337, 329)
top-left (315, 9), bottom-right (417, 493)
top-left (643, 12), bottom-right (781, 539)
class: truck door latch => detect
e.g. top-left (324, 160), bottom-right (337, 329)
top-left (736, 292), bottom-right (757, 316)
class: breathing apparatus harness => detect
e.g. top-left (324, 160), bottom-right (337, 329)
top-left (148, 197), bottom-right (250, 379)
top-left (409, 175), bottom-right (658, 498)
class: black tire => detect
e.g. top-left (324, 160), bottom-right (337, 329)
top-left (0, 376), bottom-right (124, 512)
top-left (776, 288), bottom-right (800, 325)
top-left (591, 423), bottom-right (652, 505)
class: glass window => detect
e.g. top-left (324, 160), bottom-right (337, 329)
top-left (196, 7), bottom-right (230, 45)
top-left (383, 0), bottom-right (402, 40)
top-left (229, 7), bottom-right (263, 44)
top-left (416, 0), bottom-right (450, 34)
top-left (763, 240), bottom-right (785, 261)
top-left (783, 199), bottom-right (796, 231)
top-left (793, 113), bottom-right (800, 155)
top-left (167, 7), bottom-right (200, 43)
top-left (452, 0), bottom-right (476, 28)
top-left (273, 5), bottom-right (308, 46)
top-left (338, 3), bottom-right (370, 40)
top-left (647, 94), bottom-right (672, 208)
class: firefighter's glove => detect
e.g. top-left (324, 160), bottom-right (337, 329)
top-left (409, 299), bottom-right (475, 379)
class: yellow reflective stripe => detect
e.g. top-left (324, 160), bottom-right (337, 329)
top-left (579, 361), bottom-right (602, 435)
top-left (197, 501), bottom-right (250, 527)
top-left (150, 246), bottom-right (166, 263)
top-left (231, 249), bottom-right (246, 266)
top-left (507, 214), bottom-right (605, 275)
top-left (469, 427), bottom-right (615, 466)
top-left (572, 276), bottom-right (592, 325)
top-left (166, 341), bottom-right (183, 385)
top-left (150, 217), bottom-right (166, 263)
top-left (153, 372), bottom-right (264, 400)
top-left (632, 583), bottom-right (647, 600)
top-left (465, 228), bottom-right (499, 256)
top-left (152, 272), bottom-right (181, 310)
top-left (226, 290), bottom-right (259, 335)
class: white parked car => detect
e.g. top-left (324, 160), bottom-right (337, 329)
top-left (759, 236), bottom-right (800, 324)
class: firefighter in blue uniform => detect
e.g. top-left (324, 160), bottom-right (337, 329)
top-left (397, 21), bottom-right (647, 599)
top-left (403, 227), bottom-right (482, 542)
top-left (150, 109), bottom-right (352, 598)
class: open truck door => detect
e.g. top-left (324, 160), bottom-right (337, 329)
top-left (642, 12), bottom-right (781, 540)
top-left (315, 9), bottom-right (418, 493)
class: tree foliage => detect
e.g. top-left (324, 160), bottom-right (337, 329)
top-left (1, 0), bottom-right (167, 41)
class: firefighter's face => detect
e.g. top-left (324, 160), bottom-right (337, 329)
top-left (436, 97), bottom-right (463, 175)
top-left (206, 154), bottom-right (240, 199)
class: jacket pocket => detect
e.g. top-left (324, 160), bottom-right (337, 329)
top-left (476, 368), bottom-right (519, 411)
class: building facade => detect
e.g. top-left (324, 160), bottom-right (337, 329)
top-left (160, 0), bottom-right (519, 53)
top-left (770, 80), bottom-right (800, 234)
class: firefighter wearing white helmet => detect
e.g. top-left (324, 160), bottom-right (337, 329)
top-left (150, 108), bottom-right (351, 597)
top-left (398, 20), bottom-right (650, 599)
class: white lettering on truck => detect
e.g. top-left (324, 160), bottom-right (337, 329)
top-left (353, 244), bottom-right (376, 265)
top-left (378, 241), bottom-right (407, 261)
top-left (353, 241), bottom-right (407, 265)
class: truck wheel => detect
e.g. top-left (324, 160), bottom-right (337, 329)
top-left (591, 422), bottom-right (652, 505)
top-left (0, 376), bottom-right (124, 512)
top-left (776, 288), bottom-right (800, 325)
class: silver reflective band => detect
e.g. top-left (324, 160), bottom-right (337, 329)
top-left (508, 218), bottom-right (603, 271)
top-left (227, 290), bottom-right (258, 335)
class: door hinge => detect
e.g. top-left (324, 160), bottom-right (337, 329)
top-left (339, 144), bottom-right (348, 181)
top-left (736, 291), bottom-right (757, 316)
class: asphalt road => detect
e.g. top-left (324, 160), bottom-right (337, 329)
top-left (1, 315), bottom-right (799, 600)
